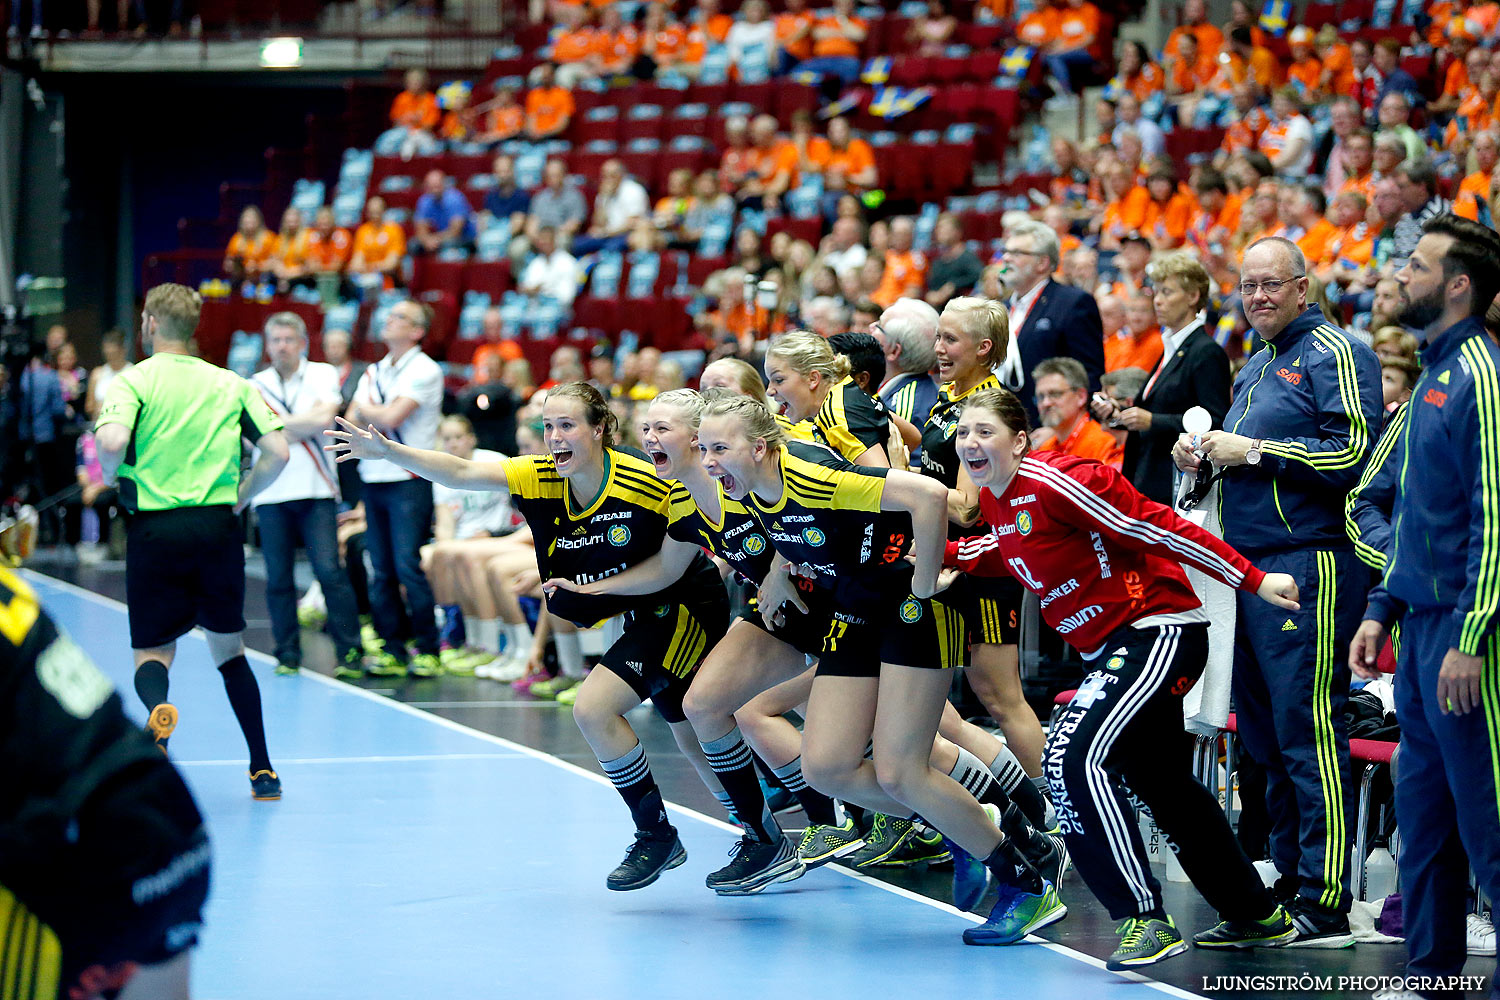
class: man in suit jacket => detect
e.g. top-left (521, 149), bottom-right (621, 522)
top-left (995, 220), bottom-right (1105, 424)
top-left (1093, 252), bottom-right (1231, 504)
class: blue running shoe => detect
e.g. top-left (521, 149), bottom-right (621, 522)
top-left (963, 880), bottom-right (1067, 945)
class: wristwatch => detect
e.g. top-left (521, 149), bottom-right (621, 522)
top-left (1245, 438), bottom-right (1263, 466)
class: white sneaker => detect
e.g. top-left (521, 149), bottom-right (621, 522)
top-left (1468, 912), bottom-right (1496, 956)
top-left (485, 653), bottom-right (530, 683)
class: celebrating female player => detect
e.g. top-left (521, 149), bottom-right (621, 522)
top-left (327, 383), bottom-right (729, 893)
top-left (948, 387), bottom-right (1299, 968)
top-left (764, 333), bottom-right (891, 466)
top-left (920, 297), bottom-right (1048, 783)
top-left (697, 394), bottom-right (1066, 946)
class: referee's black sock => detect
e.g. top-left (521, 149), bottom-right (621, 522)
top-left (133, 659), bottom-right (170, 710)
top-left (218, 655), bottom-right (273, 773)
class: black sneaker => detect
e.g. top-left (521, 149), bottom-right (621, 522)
top-left (706, 835), bottom-right (805, 895)
top-left (249, 769), bottom-right (282, 800)
top-left (1193, 904), bottom-right (1295, 949)
top-left (1271, 873), bottom-right (1302, 903)
top-left (1107, 915), bottom-right (1188, 970)
top-left (1285, 896), bottom-right (1355, 948)
top-left (606, 829), bottom-right (687, 891)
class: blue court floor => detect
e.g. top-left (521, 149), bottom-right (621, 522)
top-left (27, 570), bottom-right (1216, 1000)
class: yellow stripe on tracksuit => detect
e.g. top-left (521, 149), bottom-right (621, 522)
top-left (1459, 340), bottom-right (1500, 655)
top-left (1313, 550), bottom-right (1348, 909)
top-left (663, 605), bottom-right (708, 678)
top-left (0, 884), bottom-right (62, 1000)
top-left (1344, 402), bottom-right (1408, 572)
top-left (1262, 329), bottom-right (1371, 472)
top-left (1485, 630), bottom-right (1500, 829)
top-left (933, 598), bottom-right (964, 669)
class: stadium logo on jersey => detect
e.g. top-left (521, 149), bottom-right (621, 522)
top-left (803, 527), bottom-right (827, 547)
top-left (608, 525), bottom-right (631, 547)
top-left (743, 534), bottom-right (767, 556)
top-left (1016, 511), bottom-right (1033, 536)
top-left (899, 598), bottom-right (923, 623)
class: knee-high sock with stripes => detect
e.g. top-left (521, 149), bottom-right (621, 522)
top-left (601, 742), bottom-right (672, 835)
top-left (770, 756), bottom-right (840, 827)
top-left (700, 727), bottom-right (779, 842)
top-left (950, 746), bottom-right (1054, 866)
top-left (986, 743), bottom-right (1053, 832)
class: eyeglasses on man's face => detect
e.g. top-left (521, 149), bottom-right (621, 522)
top-left (1237, 277), bottom-right (1302, 297)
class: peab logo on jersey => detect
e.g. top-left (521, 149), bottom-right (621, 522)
top-left (743, 534), bottom-right (767, 556)
top-left (1015, 511), bottom-right (1033, 536)
top-left (608, 525), bottom-right (631, 547)
top-left (1104, 655), bottom-right (1125, 672)
top-left (803, 527), bottom-right (827, 547)
top-left (899, 598), bottom-right (924, 623)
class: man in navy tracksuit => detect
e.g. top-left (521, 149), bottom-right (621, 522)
top-left (1174, 237), bottom-right (1381, 946)
top-left (1352, 215), bottom-right (1500, 998)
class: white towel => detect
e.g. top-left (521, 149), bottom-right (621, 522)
top-left (1177, 478), bottom-right (1235, 736)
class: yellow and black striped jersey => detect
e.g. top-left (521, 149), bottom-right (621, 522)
top-left (920, 373), bottom-right (1002, 490)
top-left (667, 441), bottom-right (850, 585)
top-left (745, 449), bottom-right (912, 600)
top-left (500, 448), bottom-right (718, 625)
top-left (811, 376), bottom-right (890, 464)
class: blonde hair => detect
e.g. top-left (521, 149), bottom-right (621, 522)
top-left (942, 297), bottom-right (1009, 367)
top-left (143, 283), bottom-right (203, 343)
top-left (701, 358), bottom-right (771, 407)
top-left (653, 388), bottom-right (706, 429)
top-left (701, 394), bottom-right (788, 449)
top-left (1147, 251), bottom-right (1212, 312)
top-left (546, 381), bottom-right (619, 447)
top-left (1372, 325), bottom-right (1419, 362)
top-left (440, 414), bottom-right (476, 437)
top-left (765, 330), bottom-right (852, 383)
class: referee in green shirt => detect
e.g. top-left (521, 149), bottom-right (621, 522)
top-left (95, 283), bottom-right (292, 801)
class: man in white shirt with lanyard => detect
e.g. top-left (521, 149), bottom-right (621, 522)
top-left (346, 299), bottom-right (445, 678)
top-left (250, 313), bottom-right (366, 678)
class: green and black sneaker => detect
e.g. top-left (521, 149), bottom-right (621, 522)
top-left (364, 651), bottom-right (408, 678)
top-left (274, 661), bottom-right (300, 676)
top-left (1107, 915), bottom-right (1188, 971)
top-left (1193, 905), bottom-right (1295, 949)
top-left (334, 648), bottom-right (365, 680)
top-left (849, 815), bottom-right (952, 868)
top-left (796, 818), bottom-right (866, 868)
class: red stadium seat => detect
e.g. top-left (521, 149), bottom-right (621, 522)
top-left (621, 112), bottom-right (664, 144)
top-left (466, 259), bottom-right (513, 297)
top-left (446, 339), bottom-right (480, 366)
top-left (774, 83), bottom-right (820, 122)
top-left (689, 82), bottom-right (732, 108)
top-left (620, 151), bottom-right (660, 193)
top-left (412, 257), bottom-right (465, 300)
top-left (447, 153), bottom-right (491, 185)
top-left (687, 253), bottom-right (729, 287)
top-left (1304, 1), bottom-right (1339, 25)
top-left (767, 216), bottom-right (822, 246)
top-left (572, 114), bottom-right (621, 147)
top-left (891, 57), bottom-right (932, 87)
top-left (733, 81), bottom-right (774, 111)
top-left (572, 296), bottom-right (621, 334)
top-left (967, 50), bottom-right (1001, 81)
top-left (659, 148), bottom-right (709, 180)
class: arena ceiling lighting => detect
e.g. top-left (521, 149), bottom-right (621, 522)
top-left (260, 37), bottom-right (304, 68)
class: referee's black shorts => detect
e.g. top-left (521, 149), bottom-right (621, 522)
top-left (126, 505), bottom-right (245, 648)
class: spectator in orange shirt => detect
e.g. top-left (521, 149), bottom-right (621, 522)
top-left (1313, 189), bottom-right (1375, 287)
top-left (692, 0), bottom-right (734, 45)
top-left (1105, 295), bottom-right (1164, 374)
top-left (477, 86), bottom-right (524, 145)
top-left (1444, 69), bottom-right (1500, 151)
top-left (1030, 357), bottom-right (1125, 468)
top-left (350, 195), bottom-right (408, 294)
top-left (737, 114), bottom-right (799, 210)
top-left (1165, 0), bottom-right (1223, 62)
top-left (872, 217), bottom-right (928, 309)
top-left (1186, 166), bottom-right (1236, 257)
top-left (1095, 159), bottom-right (1150, 249)
top-left (1016, 3), bottom-right (1059, 48)
top-left (1222, 0), bottom-right (1270, 50)
top-left (382, 68), bottom-right (441, 159)
top-left (551, 5), bottom-right (602, 88)
top-left (1164, 31), bottom-right (1217, 124)
top-left (268, 206), bottom-right (308, 290)
top-left (297, 206), bottom-right (353, 279)
top-left (1429, 24), bottom-right (1477, 117)
top-left (524, 63), bottom-right (575, 140)
top-left (1112, 40), bottom-right (1164, 102)
top-left (1293, 187), bottom-right (1338, 264)
top-left (1455, 129), bottom-right (1500, 222)
top-left (1320, 99), bottom-right (1366, 200)
top-left (592, 5), bottom-right (641, 77)
top-left (1315, 25), bottom-right (1354, 99)
top-left (1337, 130), bottom-right (1378, 202)
top-left (1044, 204), bottom-right (1084, 278)
top-left (471, 307), bottom-right (524, 376)
top-left (224, 205), bottom-right (279, 284)
top-left (774, 0), bottom-right (815, 68)
top-left (1285, 26), bottom-right (1322, 100)
top-left (638, 2), bottom-right (689, 79)
top-left (809, 116), bottom-right (877, 217)
top-left (1101, 231), bottom-right (1152, 300)
top-left (1214, 82), bottom-right (1269, 158)
top-left (1140, 169), bottom-right (1194, 249)
top-left (802, 0), bottom-right (867, 83)
top-left (1044, 0), bottom-right (1101, 97)
top-left (906, 0), bottom-right (957, 57)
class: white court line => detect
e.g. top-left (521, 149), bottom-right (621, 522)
top-left (173, 753), bottom-right (523, 767)
top-left (405, 700), bottom-right (564, 709)
top-left (31, 570), bottom-right (1204, 1000)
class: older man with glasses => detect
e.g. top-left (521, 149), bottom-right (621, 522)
top-left (994, 219), bottom-right (1105, 425)
top-left (1172, 237), bottom-right (1381, 948)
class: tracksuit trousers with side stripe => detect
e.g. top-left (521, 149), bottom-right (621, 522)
top-left (1046, 622), bottom-right (1275, 921)
top-left (1395, 608), bottom-right (1500, 993)
top-left (1233, 547), bottom-right (1360, 913)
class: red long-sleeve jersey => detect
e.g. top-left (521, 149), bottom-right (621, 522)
top-left (943, 452), bottom-right (1267, 657)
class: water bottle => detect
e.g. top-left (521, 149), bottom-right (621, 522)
top-left (1365, 846), bottom-right (1397, 899)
